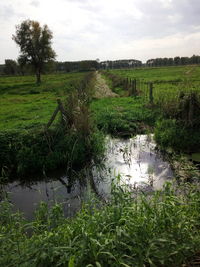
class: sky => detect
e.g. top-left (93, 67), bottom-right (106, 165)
top-left (0, 0), bottom-right (200, 64)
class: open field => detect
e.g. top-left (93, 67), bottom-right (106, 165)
top-left (109, 66), bottom-right (200, 111)
top-left (2, 66), bottom-right (199, 132)
top-left (0, 72), bottom-right (87, 130)
top-left (111, 65), bottom-right (200, 82)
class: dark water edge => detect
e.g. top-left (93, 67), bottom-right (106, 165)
top-left (1, 134), bottom-right (174, 220)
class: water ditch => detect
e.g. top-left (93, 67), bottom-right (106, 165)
top-left (3, 134), bottom-right (173, 220)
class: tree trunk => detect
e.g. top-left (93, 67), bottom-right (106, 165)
top-left (36, 68), bottom-right (41, 84)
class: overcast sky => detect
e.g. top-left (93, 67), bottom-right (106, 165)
top-left (0, 0), bottom-right (200, 63)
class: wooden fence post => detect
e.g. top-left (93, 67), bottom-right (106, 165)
top-left (131, 79), bottom-right (137, 96)
top-left (45, 99), bottom-right (69, 129)
top-left (188, 93), bottom-right (195, 127)
top-left (149, 82), bottom-right (154, 104)
top-left (124, 78), bottom-right (127, 90)
top-left (134, 79), bottom-right (137, 95)
top-left (131, 79), bottom-right (134, 96)
top-left (46, 105), bottom-right (60, 129)
top-left (57, 99), bottom-right (67, 125)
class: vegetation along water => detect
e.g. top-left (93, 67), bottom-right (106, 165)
top-left (1, 63), bottom-right (200, 266)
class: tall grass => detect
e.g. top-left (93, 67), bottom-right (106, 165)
top-left (0, 182), bottom-right (200, 266)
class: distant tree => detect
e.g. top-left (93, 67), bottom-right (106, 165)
top-left (146, 55), bottom-right (200, 67)
top-left (0, 65), bottom-right (4, 75)
top-left (174, 56), bottom-right (181, 65)
top-left (163, 57), bottom-right (169, 66)
top-left (79, 60), bottom-right (99, 71)
top-left (12, 19), bottom-right (56, 84)
top-left (4, 59), bottom-right (18, 75)
top-left (43, 60), bottom-right (56, 74)
top-left (180, 57), bottom-right (188, 65)
top-left (168, 58), bottom-right (174, 66)
top-left (190, 55), bottom-right (200, 64)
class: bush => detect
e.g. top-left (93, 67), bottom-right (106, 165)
top-left (0, 127), bottom-right (104, 178)
top-left (154, 119), bottom-right (200, 152)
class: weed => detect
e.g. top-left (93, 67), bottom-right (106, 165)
top-left (0, 182), bottom-right (200, 266)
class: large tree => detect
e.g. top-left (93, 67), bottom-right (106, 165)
top-left (12, 19), bottom-right (56, 84)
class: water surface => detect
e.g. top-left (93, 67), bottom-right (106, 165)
top-left (4, 134), bottom-right (173, 219)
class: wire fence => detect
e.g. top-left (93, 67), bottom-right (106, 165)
top-left (101, 70), bottom-right (200, 126)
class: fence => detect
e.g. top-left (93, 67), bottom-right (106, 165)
top-left (46, 99), bottom-right (68, 129)
top-left (101, 70), bottom-right (200, 126)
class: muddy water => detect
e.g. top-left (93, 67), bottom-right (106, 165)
top-left (4, 135), bottom-right (173, 219)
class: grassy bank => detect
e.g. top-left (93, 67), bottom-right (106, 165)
top-left (0, 127), bottom-right (104, 178)
top-left (90, 97), bottom-right (159, 136)
top-left (103, 66), bottom-right (200, 153)
top-left (0, 72), bottom-right (105, 178)
top-left (1, 182), bottom-right (200, 266)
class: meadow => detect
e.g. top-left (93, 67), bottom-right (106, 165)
top-left (111, 65), bottom-right (200, 81)
top-left (0, 73), bottom-right (87, 130)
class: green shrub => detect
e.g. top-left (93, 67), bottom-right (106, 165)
top-left (154, 119), bottom-right (200, 152)
top-left (0, 126), bottom-right (104, 178)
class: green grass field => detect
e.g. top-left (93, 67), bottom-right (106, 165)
top-left (0, 72), bottom-right (87, 130)
top-left (107, 65), bottom-right (200, 125)
top-left (109, 65), bottom-right (200, 111)
top-left (1, 66), bottom-right (199, 131)
top-left (111, 65), bottom-right (200, 82)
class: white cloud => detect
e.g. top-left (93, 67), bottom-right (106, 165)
top-left (30, 0), bottom-right (40, 7)
top-left (0, 0), bottom-right (200, 63)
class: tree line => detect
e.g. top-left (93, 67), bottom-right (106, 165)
top-left (100, 59), bottom-right (142, 69)
top-left (146, 55), bottom-right (200, 67)
top-left (0, 59), bottom-right (99, 76)
top-left (2, 56), bottom-right (200, 77)
top-left (1, 19), bottom-right (200, 81)
top-left (2, 55), bottom-right (200, 77)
